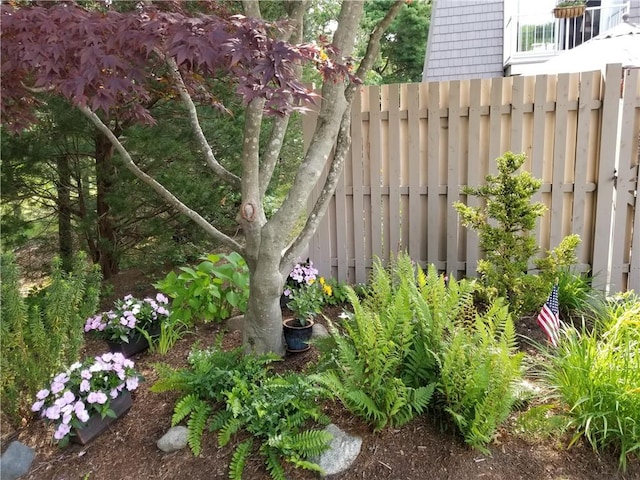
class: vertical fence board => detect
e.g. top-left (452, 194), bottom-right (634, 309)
top-left (625, 69), bottom-right (640, 292)
top-left (407, 84), bottom-right (421, 259)
top-left (427, 81), bottom-right (441, 266)
top-left (550, 74), bottom-right (571, 248)
top-left (447, 81), bottom-right (461, 274)
top-left (388, 84), bottom-right (402, 258)
top-left (351, 89), bottom-right (366, 283)
top-left (369, 86), bottom-right (383, 266)
top-left (572, 72), bottom-right (595, 267)
top-left (510, 75), bottom-right (525, 154)
top-left (465, 79), bottom-right (483, 277)
top-left (593, 65), bottom-right (623, 291)
top-left (488, 77), bottom-right (504, 173)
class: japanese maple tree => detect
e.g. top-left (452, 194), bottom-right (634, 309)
top-left (1, 0), bottom-right (404, 354)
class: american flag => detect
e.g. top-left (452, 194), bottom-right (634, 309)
top-left (537, 284), bottom-right (561, 347)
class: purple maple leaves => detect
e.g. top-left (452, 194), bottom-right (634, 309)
top-left (1, 2), bottom-right (350, 131)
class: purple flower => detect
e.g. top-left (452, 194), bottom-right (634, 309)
top-left (62, 390), bottom-right (75, 404)
top-left (156, 293), bottom-right (169, 304)
top-left (51, 381), bottom-right (66, 394)
top-left (80, 379), bottom-right (91, 393)
top-left (100, 352), bottom-right (114, 363)
top-left (36, 389), bottom-right (50, 400)
top-left (125, 376), bottom-right (139, 391)
top-left (31, 400), bottom-right (44, 412)
top-left (86, 391), bottom-right (108, 404)
top-left (76, 408), bottom-right (90, 423)
top-left (54, 423), bottom-right (71, 440)
top-left (45, 405), bottom-right (61, 420)
top-left (80, 369), bottom-right (92, 380)
top-left (124, 294), bottom-right (133, 301)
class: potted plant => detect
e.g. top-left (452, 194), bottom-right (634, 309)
top-left (553, 0), bottom-right (586, 19)
top-left (281, 260), bottom-right (319, 307)
top-left (84, 293), bottom-right (170, 357)
top-left (31, 352), bottom-right (141, 446)
top-left (283, 276), bottom-right (332, 352)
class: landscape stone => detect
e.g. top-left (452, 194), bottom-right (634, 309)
top-left (312, 423), bottom-right (362, 477)
top-left (0, 441), bottom-right (35, 480)
top-left (157, 426), bottom-right (189, 453)
top-left (312, 322), bottom-right (329, 339)
top-left (225, 314), bottom-right (244, 333)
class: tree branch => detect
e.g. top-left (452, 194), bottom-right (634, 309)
top-left (165, 57), bottom-right (241, 188)
top-left (284, 0), bottom-right (405, 266)
top-left (77, 104), bottom-right (245, 255)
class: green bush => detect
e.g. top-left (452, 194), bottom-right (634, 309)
top-left (154, 252), bottom-right (249, 325)
top-left (152, 339), bottom-right (330, 479)
top-left (0, 252), bottom-right (101, 424)
top-left (453, 151), bottom-right (580, 316)
top-left (536, 292), bottom-right (640, 470)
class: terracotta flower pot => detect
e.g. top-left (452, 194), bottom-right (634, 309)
top-left (283, 317), bottom-right (314, 352)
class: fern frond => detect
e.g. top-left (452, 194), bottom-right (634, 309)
top-left (218, 416), bottom-right (244, 447)
top-left (263, 446), bottom-right (286, 480)
top-left (186, 401), bottom-right (212, 456)
top-left (286, 458), bottom-right (325, 475)
top-left (208, 409), bottom-right (232, 432)
top-left (171, 393), bottom-right (201, 426)
top-left (287, 430), bottom-right (333, 457)
top-left (229, 439), bottom-right (253, 480)
top-left (346, 390), bottom-right (387, 430)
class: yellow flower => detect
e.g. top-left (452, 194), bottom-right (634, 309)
top-left (324, 285), bottom-right (332, 296)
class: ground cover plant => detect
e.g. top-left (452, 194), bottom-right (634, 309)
top-left (151, 338), bottom-right (331, 479)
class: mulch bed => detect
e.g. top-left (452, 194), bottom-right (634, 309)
top-left (2, 270), bottom-right (639, 480)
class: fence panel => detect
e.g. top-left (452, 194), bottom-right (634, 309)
top-left (305, 69), bottom-right (639, 293)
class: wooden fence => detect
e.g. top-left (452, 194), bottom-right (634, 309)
top-left (303, 65), bottom-right (640, 294)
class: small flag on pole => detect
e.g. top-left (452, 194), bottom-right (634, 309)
top-left (537, 284), bottom-right (561, 347)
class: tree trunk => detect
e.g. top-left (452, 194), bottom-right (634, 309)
top-left (56, 154), bottom-right (73, 271)
top-left (242, 255), bottom-right (286, 355)
top-left (95, 130), bottom-right (119, 280)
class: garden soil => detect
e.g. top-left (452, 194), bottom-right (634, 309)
top-left (2, 268), bottom-right (639, 480)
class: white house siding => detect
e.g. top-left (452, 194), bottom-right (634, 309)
top-left (422, 0), bottom-right (504, 82)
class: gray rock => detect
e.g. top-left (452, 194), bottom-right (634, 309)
top-left (157, 426), bottom-right (189, 453)
top-left (0, 441), bottom-right (35, 480)
top-left (312, 423), bottom-right (362, 477)
top-left (225, 314), bottom-right (244, 333)
top-left (312, 322), bottom-right (329, 339)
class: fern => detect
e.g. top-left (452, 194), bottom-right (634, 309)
top-left (186, 401), bottom-right (212, 456)
top-left (263, 447), bottom-right (286, 480)
top-left (229, 439), bottom-right (253, 480)
top-left (171, 393), bottom-right (201, 425)
top-left (218, 417), bottom-right (244, 447)
top-left (438, 298), bottom-right (523, 452)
